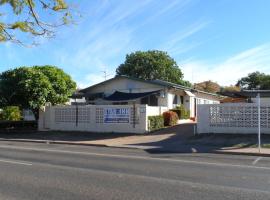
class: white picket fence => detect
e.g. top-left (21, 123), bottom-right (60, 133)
top-left (197, 103), bottom-right (270, 134)
top-left (39, 104), bottom-right (168, 133)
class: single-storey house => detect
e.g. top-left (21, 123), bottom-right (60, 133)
top-left (220, 90), bottom-right (270, 104)
top-left (72, 75), bottom-right (221, 118)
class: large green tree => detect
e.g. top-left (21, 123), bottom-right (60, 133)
top-left (0, 66), bottom-right (76, 118)
top-left (236, 71), bottom-right (270, 90)
top-left (116, 50), bottom-right (191, 86)
top-left (0, 0), bottom-right (73, 45)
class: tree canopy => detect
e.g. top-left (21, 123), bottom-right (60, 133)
top-left (0, 65), bottom-right (76, 117)
top-left (116, 50), bottom-right (191, 86)
top-left (0, 0), bottom-right (73, 45)
top-left (236, 71), bottom-right (270, 90)
top-left (220, 85), bottom-right (241, 93)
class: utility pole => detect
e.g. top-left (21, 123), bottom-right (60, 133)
top-left (257, 92), bottom-right (261, 153)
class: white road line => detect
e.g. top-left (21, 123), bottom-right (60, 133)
top-left (0, 144), bottom-right (269, 170)
top-left (252, 157), bottom-right (262, 165)
top-left (0, 159), bottom-right (32, 166)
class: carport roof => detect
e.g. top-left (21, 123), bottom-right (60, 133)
top-left (104, 90), bottom-right (161, 101)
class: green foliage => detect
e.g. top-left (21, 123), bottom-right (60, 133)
top-left (171, 105), bottom-right (190, 119)
top-left (148, 115), bottom-right (164, 131)
top-left (163, 111), bottom-right (179, 126)
top-left (33, 66), bottom-right (76, 105)
top-left (0, 66), bottom-right (76, 118)
top-left (220, 85), bottom-right (241, 93)
top-left (0, 0), bottom-right (73, 45)
top-left (237, 71), bottom-right (270, 90)
top-left (116, 50), bottom-right (191, 86)
top-left (1, 106), bottom-right (21, 121)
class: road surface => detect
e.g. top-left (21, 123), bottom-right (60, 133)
top-left (0, 141), bottom-right (269, 200)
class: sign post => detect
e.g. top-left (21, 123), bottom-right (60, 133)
top-left (257, 93), bottom-right (261, 153)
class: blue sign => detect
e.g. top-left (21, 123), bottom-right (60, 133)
top-left (104, 108), bottom-right (130, 123)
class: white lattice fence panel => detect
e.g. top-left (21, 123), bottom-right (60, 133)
top-left (55, 107), bottom-right (76, 123)
top-left (209, 104), bottom-right (270, 128)
top-left (78, 107), bottom-right (91, 123)
top-left (96, 108), bottom-right (104, 123)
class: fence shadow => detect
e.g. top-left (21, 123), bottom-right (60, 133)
top-left (130, 129), bottom-right (270, 154)
top-left (0, 131), bottom-right (135, 142)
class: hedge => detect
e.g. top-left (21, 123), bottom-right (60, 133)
top-left (0, 106), bottom-right (22, 121)
top-left (148, 115), bottom-right (164, 131)
top-left (163, 111), bottom-right (179, 126)
top-left (170, 105), bottom-right (190, 119)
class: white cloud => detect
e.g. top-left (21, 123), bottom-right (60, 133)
top-left (56, 0), bottom-right (197, 86)
top-left (181, 43), bottom-right (270, 86)
top-left (159, 20), bottom-right (210, 55)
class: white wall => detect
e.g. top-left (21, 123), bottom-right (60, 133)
top-left (251, 97), bottom-right (270, 104)
top-left (167, 93), bottom-right (175, 109)
top-left (39, 105), bottom-right (169, 134)
top-left (197, 103), bottom-right (270, 134)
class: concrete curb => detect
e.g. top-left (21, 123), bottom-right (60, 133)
top-left (214, 150), bottom-right (270, 157)
top-left (1, 138), bottom-right (270, 157)
top-left (0, 138), bottom-right (107, 148)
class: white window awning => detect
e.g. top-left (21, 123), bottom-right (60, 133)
top-left (184, 90), bottom-right (195, 97)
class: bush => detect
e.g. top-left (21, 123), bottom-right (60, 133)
top-left (148, 115), bottom-right (164, 131)
top-left (171, 105), bottom-right (190, 119)
top-left (1, 106), bottom-right (22, 121)
top-left (169, 109), bottom-right (181, 118)
top-left (163, 111), bottom-right (179, 126)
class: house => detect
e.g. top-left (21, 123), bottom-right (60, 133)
top-left (220, 90), bottom-right (270, 103)
top-left (71, 75), bottom-right (221, 118)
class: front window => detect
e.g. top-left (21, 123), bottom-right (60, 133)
top-left (173, 95), bottom-right (178, 104)
top-left (140, 95), bottom-right (158, 106)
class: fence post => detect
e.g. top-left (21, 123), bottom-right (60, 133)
top-left (75, 104), bottom-right (78, 127)
top-left (133, 102), bottom-right (136, 128)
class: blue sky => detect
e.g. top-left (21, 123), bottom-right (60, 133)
top-left (1, 0), bottom-right (270, 88)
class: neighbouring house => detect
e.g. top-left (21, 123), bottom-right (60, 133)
top-left (71, 75), bottom-right (222, 118)
top-left (220, 90), bottom-right (270, 103)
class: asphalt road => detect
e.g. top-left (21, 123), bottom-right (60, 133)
top-left (0, 141), bottom-right (269, 200)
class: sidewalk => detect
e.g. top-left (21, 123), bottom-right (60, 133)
top-left (1, 134), bottom-right (270, 157)
top-left (1, 126), bottom-right (270, 157)
top-left (216, 147), bottom-right (270, 157)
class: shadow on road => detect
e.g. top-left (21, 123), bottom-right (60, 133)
top-left (1, 123), bottom-right (270, 155)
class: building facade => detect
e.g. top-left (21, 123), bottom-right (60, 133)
top-left (72, 75), bottom-right (221, 118)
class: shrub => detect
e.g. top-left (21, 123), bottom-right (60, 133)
top-left (163, 111), bottom-right (179, 126)
top-left (148, 115), bottom-right (164, 131)
top-left (169, 109), bottom-right (181, 118)
top-left (1, 106), bottom-right (22, 121)
top-left (171, 105), bottom-right (190, 119)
